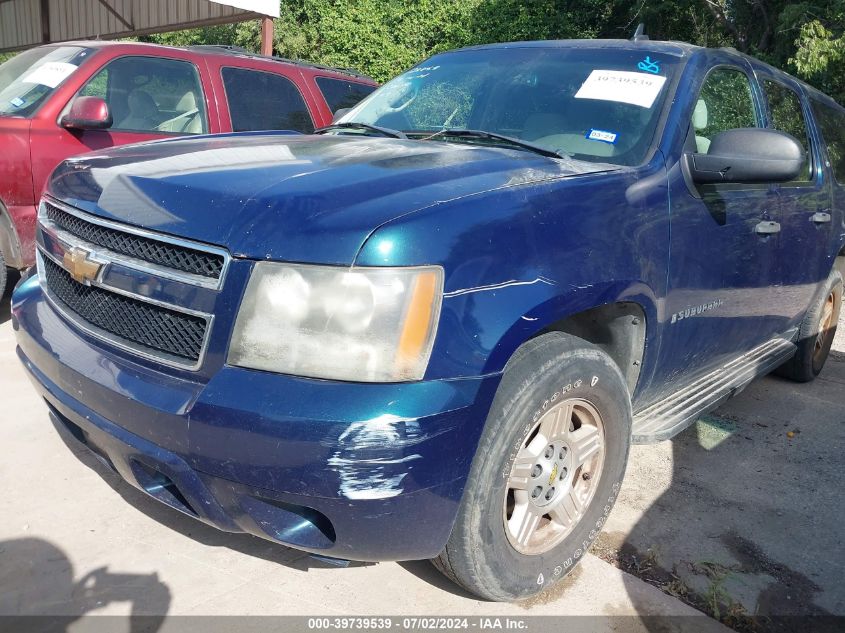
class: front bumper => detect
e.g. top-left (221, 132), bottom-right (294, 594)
top-left (12, 276), bottom-right (500, 561)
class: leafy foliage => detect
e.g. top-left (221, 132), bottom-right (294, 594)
top-left (134, 0), bottom-right (845, 105)
top-left (143, 1), bottom-right (608, 82)
top-left (790, 3), bottom-right (845, 103)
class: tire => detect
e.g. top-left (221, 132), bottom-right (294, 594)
top-left (0, 245), bottom-right (7, 300)
top-left (776, 269), bottom-right (842, 382)
top-left (433, 332), bottom-right (632, 601)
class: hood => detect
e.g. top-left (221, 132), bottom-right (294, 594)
top-left (49, 133), bottom-right (615, 264)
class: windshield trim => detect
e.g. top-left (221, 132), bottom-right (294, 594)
top-left (452, 40), bottom-right (692, 59)
top-left (628, 51), bottom-right (688, 168)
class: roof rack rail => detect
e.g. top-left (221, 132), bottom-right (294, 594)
top-left (189, 44), bottom-right (250, 54)
top-left (186, 44), bottom-right (372, 81)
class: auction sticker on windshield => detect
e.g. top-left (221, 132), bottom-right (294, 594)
top-left (575, 70), bottom-right (667, 108)
top-left (21, 62), bottom-right (77, 88)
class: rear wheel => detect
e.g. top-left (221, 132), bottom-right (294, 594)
top-left (433, 333), bottom-right (631, 601)
top-left (777, 269), bottom-right (842, 382)
top-left (0, 246), bottom-right (7, 299)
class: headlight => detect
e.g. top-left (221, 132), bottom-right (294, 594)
top-left (228, 262), bottom-right (444, 382)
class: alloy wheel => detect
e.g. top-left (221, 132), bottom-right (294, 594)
top-left (503, 398), bottom-right (606, 555)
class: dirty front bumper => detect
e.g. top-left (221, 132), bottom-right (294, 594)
top-left (11, 276), bottom-right (500, 561)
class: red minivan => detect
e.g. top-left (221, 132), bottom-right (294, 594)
top-left (0, 41), bottom-right (377, 291)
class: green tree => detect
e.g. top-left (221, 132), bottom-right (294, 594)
top-left (138, 0), bottom-right (845, 103)
top-left (670, 1), bottom-right (845, 101)
top-left (144, 0), bottom-right (619, 82)
top-left (790, 1), bottom-right (845, 101)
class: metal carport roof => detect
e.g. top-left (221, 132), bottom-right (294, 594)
top-left (0, 0), bottom-right (279, 53)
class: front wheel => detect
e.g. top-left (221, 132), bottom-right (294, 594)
top-left (433, 333), bottom-right (631, 601)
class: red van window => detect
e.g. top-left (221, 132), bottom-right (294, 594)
top-left (222, 66), bottom-right (315, 133)
top-left (0, 46), bottom-right (92, 117)
top-left (76, 56), bottom-right (208, 134)
top-left (315, 76), bottom-right (376, 114)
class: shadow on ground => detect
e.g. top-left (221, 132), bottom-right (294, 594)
top-left (0, 537), bottom-right (170, 631)
top-left (601, 313), bottom-right (845, 632)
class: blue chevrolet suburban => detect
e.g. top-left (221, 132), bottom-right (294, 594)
top-left (11, 37), bottom-right (845, 601)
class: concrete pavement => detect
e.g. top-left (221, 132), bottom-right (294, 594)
top-left (4, 268), bottom-right (842, 630)
top-left (0, 314), bottom-right (727, 631)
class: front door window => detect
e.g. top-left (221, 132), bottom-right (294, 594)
top-left (76, 56), bottom-right (207, 135)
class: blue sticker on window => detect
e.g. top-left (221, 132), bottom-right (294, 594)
top-left (10, 97), bottom-right (24, 108)
top-left (586, 129), bottom-right (618, 144)
top-left (637, 57), bottom-right (661, 74)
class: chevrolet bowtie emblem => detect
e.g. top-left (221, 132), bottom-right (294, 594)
top-left (548, 463), bottom-right (559, 486)
top-left (63, 247), bottom-right (102, 284)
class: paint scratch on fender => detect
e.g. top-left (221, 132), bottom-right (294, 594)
top-left (445, 276), bottom-right (556, 298)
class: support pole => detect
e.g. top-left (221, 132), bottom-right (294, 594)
top-left (40, 0), bottom-right (50, 43)
top-left (261, 16), bottom-right (274, 56)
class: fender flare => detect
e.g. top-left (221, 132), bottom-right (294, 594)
top-left (482, 280), bottom-right (660, 381)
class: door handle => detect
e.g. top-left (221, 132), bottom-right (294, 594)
top-left (811, 211), bottom-right (832, 224)
top-left (755, 220), bottom-right (781, 235)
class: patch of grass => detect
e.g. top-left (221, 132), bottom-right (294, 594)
top-left (629, 545), bottom-right (660, 574)
top-left (664, 575), bottom-right (690, 599)
top-left (593, 537), bottom-right (761, 632)
top-left (690, 559), bottom-right (754, 628)
top-left (696, 415), bottom-right (739, 450)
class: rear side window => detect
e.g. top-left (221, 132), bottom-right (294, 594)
top-left (316, 77), bottom-right (376, 114)
top-left (692, 67), bottom-right (758, 154)
top-left (76, 56), bottom-right (207, 134)
top-left (222, 67), bottom-right (314, 133)
top-left (763, 80), bottom-right (812, 181)
top-left (810, 99), bottom-right (845, 184)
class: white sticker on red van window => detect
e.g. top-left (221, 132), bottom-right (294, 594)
top-left (575, 70), bottom-right (667, 108)
top-left (21, 62), bottom-right (77, 88)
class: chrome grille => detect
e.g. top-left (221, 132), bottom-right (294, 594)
top-left (37, 199), bottom-right (226, 370)
top-left (43, 201), bottom-right (224, 279)
top-left (42, 256), bottom-right (208, 363)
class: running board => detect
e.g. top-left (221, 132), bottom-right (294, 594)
top-left (632, 337), bottom-right (796, 444)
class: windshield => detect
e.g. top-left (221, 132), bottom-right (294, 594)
top-left (339, 47), bottom-right (680, 165)
top-left (0, 46), bottom-right (93, 117)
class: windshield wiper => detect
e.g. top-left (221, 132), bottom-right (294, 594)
top-left (316, 122), bottom-right (407, 139)
top-left (418, 129), bottom-right (563, 159)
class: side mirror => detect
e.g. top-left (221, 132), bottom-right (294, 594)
top-left (684, 128), bottom-right (805, 184)
top-left (332, 108), bottom-right (351, 123)
top-left (61, 96), bottom-right (113, 131)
